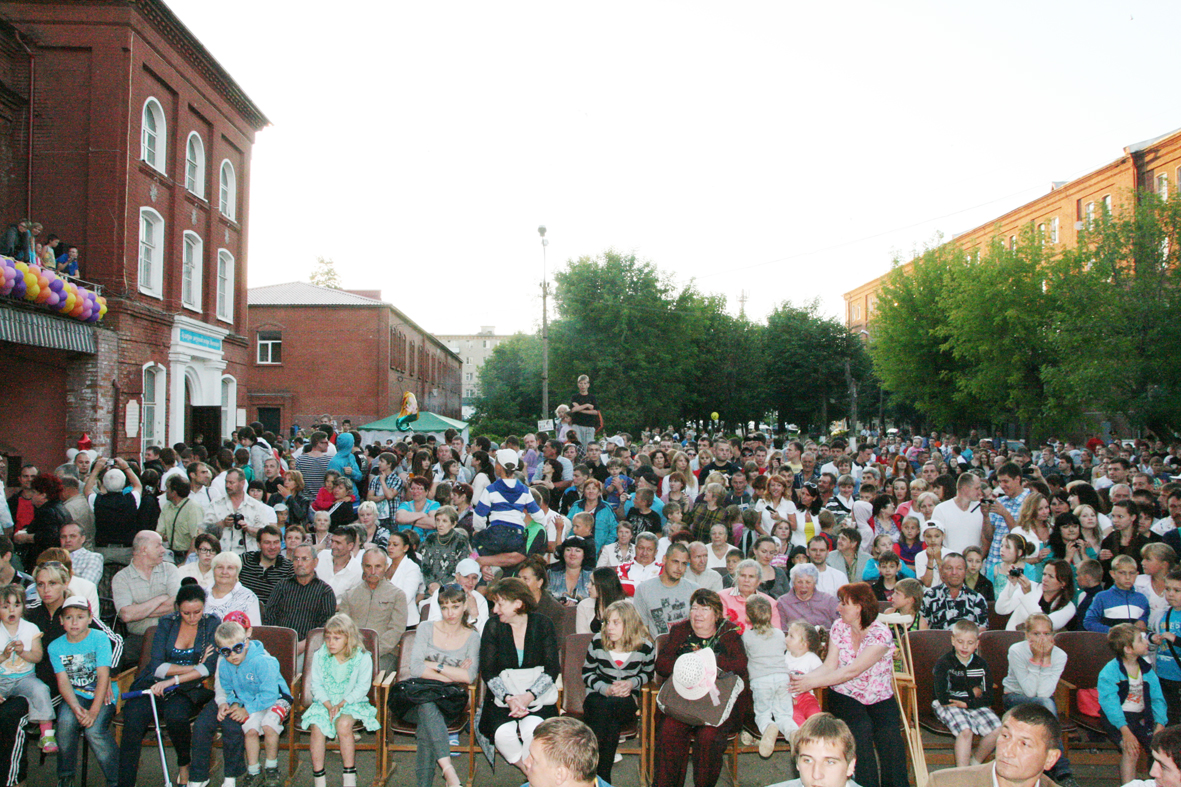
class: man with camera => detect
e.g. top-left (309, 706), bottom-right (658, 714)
top-left (203, 467), bottom-right (271, 554)
top-left (981, 463), bottom-right (1029, 574)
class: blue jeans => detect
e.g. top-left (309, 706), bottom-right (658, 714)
top-left (189, 701), bottom-right (247, 781)
top-left (1003, 693), bottom-right (1072, 777)
top-left (471, 525), bottom-right (525, 558)
top-left (56, 701), bottom-right (118, 787)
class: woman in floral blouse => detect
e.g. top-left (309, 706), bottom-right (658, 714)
top-left (790, 581), bottom-right (908, 787)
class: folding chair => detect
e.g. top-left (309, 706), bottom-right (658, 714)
top-left (381, 629), bottom-right (479, 786)
top-left (978, 629), bottom-right (1025, 711)
top-left (287, 627), bottom-right (389, 787)
top-left (906, 629), bottom-right (955, 739)
top-left (559, 633), bottom-right (645, 783)
top-left (1055, 631), bottom-right (1118, 759)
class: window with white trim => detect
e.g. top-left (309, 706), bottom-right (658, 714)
top-left (1159, 173), bottom-right (1169, 199)
top-left (1085, 202), bottom-right (1095, 228)
top-left (1103, 194), bottom-right (1113, 214)
top-left (182, 231), bottom-right (202, 311)
top-left (1050, 217), bottom-right (1059, 244)
top-left (138, 208), bottom-right (164, 298)
top-left (217, 249), bottom-right (234, 323)
top-left (185, 132), bottom-right (205, 197)
top-left (219, 160), bottom-right (236, 219)
top-left (1009, 235), bottom-right (1017, 251)
top-left (141, 98), bottom-right (166, 172)
top-left (1037, 223), bottom-right (1046, 244)
top-left (257, 330), bottom-right (282, 364)
top-left (142, 364), bottom-right (166, 447)
top-left (220, 377), bottom-right (235, 441)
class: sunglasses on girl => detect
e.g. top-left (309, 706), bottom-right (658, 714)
top-left (218, 642), bottom-right (247, 657)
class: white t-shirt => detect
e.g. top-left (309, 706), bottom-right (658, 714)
top-left (932, 498), bottom-right (985, 555)
top-left (1135, 574), bottom-right (1170, 628)
top-left (913, 550), bottom-right (944, 588)
top-left (0, 619), bottom-right (40, 677)
top-left (784, 650), bottom-right (823, 678)
top-left (814, 565), bottom-right (848, 596)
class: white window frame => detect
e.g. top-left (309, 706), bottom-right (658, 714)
top-left (1009, 235), bottom-right (1017, 250)
top-left (141, 97), bottom-right (166, 173)
top-left (1085, 202), bottom-right (1095, 228)
top-left (219, 160), bottom-right (237, 219)
top-left (184, 132), bottom-right (205, 198)
top-left (1103, 194), bottom-right (1113, 215)
top-left (142, 363), bottom-right (167, 448)
top-left (216, 249), bottom-right (235, 324)
top-left (220, 375), bottom-right (237, 441)
top-left (1050, 217), bottom-right (1059, 244)
top-left (257, 329), bottom-right (282, 364)
top-left (1159, 173), bottom-right (1169, 199)
top-left (181, 231), bottom-right (202, 312)
top-left (138, 207), bottom-right (165, 299)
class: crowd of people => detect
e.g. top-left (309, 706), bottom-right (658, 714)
top-left (7, 382), bottom-right (1181, 786)
top-left (0, 218), bottom-right (81, 276)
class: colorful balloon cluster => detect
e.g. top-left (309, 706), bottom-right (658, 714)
top-left (0, 257), bottom-right (106, 322)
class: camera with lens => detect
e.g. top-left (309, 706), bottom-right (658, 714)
top-left (232, 513), bottom-right (246, 530)
top-left (1008, 567), bottom-right (1023, 578)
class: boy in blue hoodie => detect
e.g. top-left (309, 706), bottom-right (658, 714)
top-left (190, 621), bottom-right (292, 787)
top-left (1099, 623), bottom-right (1168, 785)
top-left (1085, 555), bottom-right (1151, 633)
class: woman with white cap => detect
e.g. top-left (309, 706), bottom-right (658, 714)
top-left (423, 558), bottom-right (489, 632)
top-left (652, 588), bottom-right (750, 787)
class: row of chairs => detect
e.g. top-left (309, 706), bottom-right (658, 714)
top-left (898, 628), bottom-right (1120, 764)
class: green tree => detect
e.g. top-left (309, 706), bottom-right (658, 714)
top-left (310, 256), bottom-right (342, 289)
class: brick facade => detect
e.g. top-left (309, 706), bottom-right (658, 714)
top-left (0, 0), bottom-right (266, 470)
top-left (247, 284), bottom-right (462, 435)
top-left (845, 127), bottom-right (1181, 335)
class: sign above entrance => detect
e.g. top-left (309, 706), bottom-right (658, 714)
top-left (179, 328), bottom-right (222, 352)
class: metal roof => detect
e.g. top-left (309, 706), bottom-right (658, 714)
top-left (247, 282), bottom-right (387, 307)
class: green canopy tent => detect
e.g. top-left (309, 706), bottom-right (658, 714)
top-left (357, 411), bottom-right (469, 445)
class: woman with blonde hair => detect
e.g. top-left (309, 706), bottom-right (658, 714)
top-left (667, 450), bottom-right (698, 497)
top-left (581, 600), bottom-right (656, 782)
top-left (1011, 492), bottom-right (1053, 581)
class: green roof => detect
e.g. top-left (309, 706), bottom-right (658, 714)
top-left (357, 411), bottom-right (467, 433)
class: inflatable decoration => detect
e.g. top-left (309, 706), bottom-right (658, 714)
top-left (395, 391), bottom-right (419, 431)
top-left (0, 256), bottom-right (105, 322)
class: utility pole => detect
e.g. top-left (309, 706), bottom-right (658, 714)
top-left (539, 225), bottom-right (549, 421)
top-left (737, 290), bottom-right (747, 319)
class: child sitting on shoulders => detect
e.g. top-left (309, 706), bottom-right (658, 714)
top-left (742, 596), bottom-right (796, 758)
top-left (1100, 623), bottom-right (1168, 785)
top-left (301, 614), bottom-right (381, 787)
top-left (0, 583), bottom-right (55, 752)
top-left (932, 619), bottom-right (1002, 768)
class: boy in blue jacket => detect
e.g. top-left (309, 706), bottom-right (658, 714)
top-left (1099, 623), bottom-right (1168, 785)
top-left (190, 620), bottom-right (292, 787)
top-left (1085, 555), bottom-right (1150, 633)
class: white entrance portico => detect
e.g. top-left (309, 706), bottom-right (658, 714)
top-left (168, 315), bottom-right (233, 445)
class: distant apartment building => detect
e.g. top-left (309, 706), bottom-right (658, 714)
top-left (845, 126), bottom-right (1181, 336)
top-left (437, 326), bottom-right (509, 409)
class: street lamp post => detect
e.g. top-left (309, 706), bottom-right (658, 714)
top-left (539, 225), bottom-right (549, 422)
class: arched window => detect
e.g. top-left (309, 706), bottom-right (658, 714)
top-left (141, 98), bottom-right (166, 172)
top-left (142, 364), bottom-right (167, 447)
top-left (221, 376), bottom-right (237, 441)
top-left (185, 132), bottom-right (205, 197)
top-left (219, 160), bottom-right (236, 219)
top-left (217, 249), bottom-right (235, 323)
top-left (182, 231), bottom-right (203, 311)
top-left (138, 207), bottom-right (165, 298)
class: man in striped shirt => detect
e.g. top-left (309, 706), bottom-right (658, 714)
top-left (262, 544), bottom-right (336, 657)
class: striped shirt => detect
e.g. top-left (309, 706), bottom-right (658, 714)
top-left (238, 551), bottom-right (294, 605)
top-left (262, 575), bottom-right (337, 640)
top-left (582, 632), bottom-right (656, 697)
top-left (472, 478), bottom-right (544, 532)
top-left (294, 453), bottom-right (331, 496)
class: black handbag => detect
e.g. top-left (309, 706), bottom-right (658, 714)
top-left (387, 677), bottom-right (468, 723)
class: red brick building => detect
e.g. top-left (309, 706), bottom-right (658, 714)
top-left (0, 0), bottom-right (267, 476)
top-left (845, 126), bottom-right (1181, 337)
top-left (247, 282), bottom-right (462, 435)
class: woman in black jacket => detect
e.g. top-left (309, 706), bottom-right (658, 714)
top-left (477, 577), bottom-right (560, 775)
top-left (117, 583), bottom-right (220, 787)
top-left (20, 474), bottom-right (71, 568)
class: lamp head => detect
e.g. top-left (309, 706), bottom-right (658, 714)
top-left (537, 225), bottom-right (546, 238)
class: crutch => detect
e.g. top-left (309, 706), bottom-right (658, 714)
top-left (888, 617), bottom-right (929, 787)
top-left (123, 685), bottom-right (179, 787)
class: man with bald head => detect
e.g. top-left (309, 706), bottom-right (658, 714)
top-left (111, 530), bottom-right (180, 664)
top-left (686, 541), bottom-right (723, 591)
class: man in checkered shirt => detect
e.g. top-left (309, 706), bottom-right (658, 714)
top-left (982, 463), bottom-right (1029, 574)
top-left (59, 521), bottom-right (102, 585)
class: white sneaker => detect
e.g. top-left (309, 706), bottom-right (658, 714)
top-left (759, 724), bottom-right (780, 758)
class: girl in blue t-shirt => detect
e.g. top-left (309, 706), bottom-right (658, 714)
top-left (48, 597), bottom-right (119, 787)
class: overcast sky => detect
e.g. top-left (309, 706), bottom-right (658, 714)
top-left (172, 0), bottom-right (1181, 337)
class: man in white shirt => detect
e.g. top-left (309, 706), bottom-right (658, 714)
top-left (933, 472), bottom-right (987, 556)
top-left (617, 533), bottom-right (663, 595)
top-left (686, 541), bottom-right (723, 591)
top-left (808, 535), bottom-right (847, 596)
top-left (202, 468), bottom-right (272, 553)
top-left (315, 527), bottom-right (362, 603)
